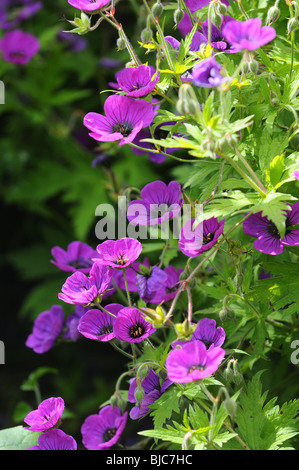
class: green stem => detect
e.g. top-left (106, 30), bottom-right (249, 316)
top-left (111, 341), bottom-right (135, 360)
top-left (123, 269), bottom-right (132, 306)
top-left (233, 147), bottom-right (267, 193)
top-left (129, 142), bottom-right (196, 163)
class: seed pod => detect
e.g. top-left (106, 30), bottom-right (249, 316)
top-left (140, 27), bottom-right (153, 44)
top-left (116, 37), bottom-right (126, 50)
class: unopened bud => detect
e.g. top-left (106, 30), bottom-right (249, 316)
top-left (217, 1), bottom-right (228, 16)
top-left (110, 391), bottom-right (127, 414)
top-left (249, 58), bottom-right (259, 74)
top-left (140, 27), bottom-right (153, 44)
top-left (152, 0), bottom-right (164, 17)
top-left (223, 398), bottom-right (237, 419)
top-left (134, 387), bottom-right (145, 404)
top-left (116, 37), bottom-right (126, 50)
top-left (266, 5), bottom-right (280, 24)
top-left (173, 8), bottom-right (184, 25)
top-left (287, 17), bottom-right (298, 34)
top-left (211, 9), bottom-right (222, 29)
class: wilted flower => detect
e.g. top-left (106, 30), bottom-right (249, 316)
top-left (81, 405), bottom-right (127, 450)
top-left (25, 305), bottom-right (64, 354)
top-left (27, 429), bottom-right (77, 450)
top-left (191, 57), bottom-right (229, 88)
top-left (24, 397), bottom-right (65, 432)
top-left (128, 370), bottom-right (172, 420)
top-left (83, 95), bottom-right (155, 146)
top-left (0, 29), bottom-right (40, 65)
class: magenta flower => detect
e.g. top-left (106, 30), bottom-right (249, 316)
top-left (294, 170), bottom-right (299, 180)
top-left (113, 307), bottom-right (156, 343)
top-left (77, 303), bottom-right (124, 341)
top-left (222, 18), bottom-right (276, 52)
top-left (113, 65), bottom-right (159, 97)
top-left (243, 202), bottom-right (299, 255)
top-left (127, 181), bottom-right (182, 226)
top-left (150, 266), bottom-right (183, 304)
top-left (0, 0), bottom-right (42, 30)
top-left (58, 262), bottom-right (113, 305)
top-left (128, 370), bottom-right (172, 420)
top-left (179, 217), bottom-right (225, 257)
top-left (24, 397), bottom-right (65, 432)
top-left (172, 318), bottom-right (225, 350)
top-left (51, 241), bottom-right (98, 274)
top-left (81, 405), bottom-right (127, 450)
top-left (166, 340), bottom-right (225, 383)
top-left (192, 57), bottom-right (229, 88)
top-left (0, 29), bottom-right (40, 65)
top-left (64, 305), bottom-right (88, 342)
top-left (184, 0), bottom-right (230, 13)
top-left (83, 95), bottom-right (155, 146)
top-left (201, 16), bottom-right (235, 51)
top-left (68, 0), bottom-right (111, 11)
top-left (136, 266), bottom-right (169, 303)
top-left (27, 429), bottom-right (77, 450)
top-left (131, 121), bottom-right (182, 164)
top-left (25, 305), bottom-right (64, 354)
top-left (165, 33), bottom-right (206, 54)
top-left (95, 237), bottom-right (143, 269)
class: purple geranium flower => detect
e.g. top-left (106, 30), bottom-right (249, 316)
top-left (128, 370), bottom-right (172, 420)
top-left (95, 237), bottom-right (143, 269)
top-left (0, 29), bottom-right (40, 65)
top-left (83, 95), bottom-right (155, 146)
top-left (113, 307), bottom-right (156, 343)
top-left (68, 0), bottom-right (111, 11)
top-left (184, 0), bottom-right (230, 13)
top-left (179, 217), bottom-right (225, 257)
top-left (243, 202), bottom-right (299, 255)
top-left (112, 65), bottom-right (160, 98)
top-left (0, 0), bottom-right (42, 30)
top-left (172, 317), bottom-right (225, 349)
top-left (166, 340), bottom-right (225, 383)
top-left (77, 303), bottom-right (124, 341)
top-left (294, 170), bottom-right (299, 180)
top-left (27, 429), bottom-right (77, 450)
top-left (113, 258), bottom-right (151, 292)
top-left (58, 262), bottom-right (113, 305)
top-left (24, 397), bottom-right (65, 432)
top-left (127, 181), bottom-right (182, 226)
top-left (192, 57), bottom-right (229, 88)
top-left (201, 16), bottom-right (235, 51)
top-left (150, 266), bottom-right (183, 304)
top-left (165, 33), bottom-right (206, 54)
top-left (131, 121), bottom-right (182, 164)
top-left (81, 405), bottom-right (127, 450)
top-left (136, 266), bottom-right (169, 303)
top-left (64, 305), bottom-right (89, 342)
top-left (222, 18), bottom-right (276, 53)
top-left (25, 305), bottom-right (64, 354)
top-left (51, 241), bottom-right (98, 274)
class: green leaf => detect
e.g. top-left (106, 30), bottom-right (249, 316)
top-left (149, 386), bottom-right (181, 429)
top-left (0, 426), bottom-right (40, 450)
top-left (265, 154), bottom-right (285, 188)
top-left (21, 367), bottom-right (58, 392)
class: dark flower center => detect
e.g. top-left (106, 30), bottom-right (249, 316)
top-left (129, 323), bottom-right (145, 339)
top-left (112, 122), bottom-right (133, 137)
top-left (200, 339), bottom-right (212, 348)
top-left (188, 364), bottom-right (206, 373)
top-left (116, 254), bottom-right (128, 266)
top-left (212, 36), bottom-right (231, 50)
top-left (9, 51), bottom-right (26, 60)
top-left (203, 232), bottom-right (214, 245)
top-left (267, 221), bottom-right (281, 239)
top-left (103, 427), bottom-right (117, 442)
top-left (68, 257), bottom-right (92, 269)
top-left (99, 325), bottom-right (113, 335)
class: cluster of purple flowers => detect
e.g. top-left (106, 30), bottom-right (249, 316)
top-left (0, 1), bottom-right (41, 65)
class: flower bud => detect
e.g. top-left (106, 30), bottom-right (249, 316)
top-left (173, 8), bottom-right (184, 25)
top-left (140, 27), bottom-right (153, 44)
top-left (211, 9), bottom-right (222, 29)
top-left (217, 1), bottom-right (228, 16)
top-left (223, 397), bottom-right (237, 419)
top-left (110, 391), bottom-right (127, 414)
top-left (287, 17), bottom-right (298, 34)
top-left (116, 37), bottom-right (126, 50)
top-left (134, 379), bottom-right (144, 404)
top-left (152, 0), bottom-right (164, 17)
top-left (249, 58), bottom-right (259, 74)
top-left (266, 5), bottom-right (280, 25)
